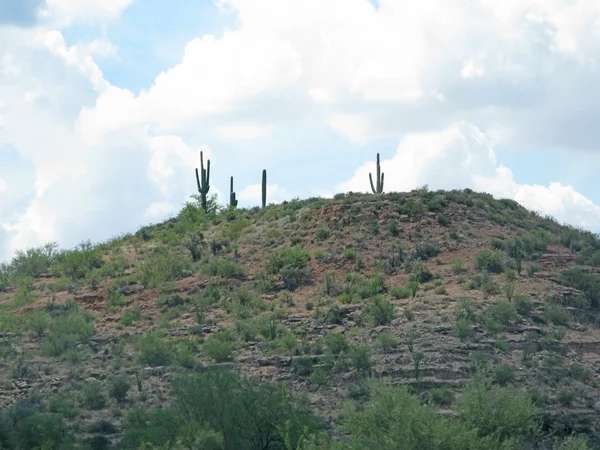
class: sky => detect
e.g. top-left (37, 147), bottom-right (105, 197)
top-left (1, 0), bottom-right (600, 262)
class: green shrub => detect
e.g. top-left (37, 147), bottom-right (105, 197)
top-left (267, 245), bottom-right (311, 274)
top-left (559, 267), bottom-right (600, 308)
top-left (110, 374), bottom-right (131, 403)
top-left (137, 332), bottom-right (171, 366)
top-left (280, 265), bottom-right (312, 291)
top-left (40, 304), bottom-right (95, 358)
top-left (54, 240), bottom-right (104, 281)
top-left (325, 332), bottom-right (350, 355)
top-left (493, 364), bottom-right (515, 386)
top-left (474, 249), bottom-right (504, 273)
top-left (365, 295), bottom-right (395, 326)
top-left (7, 242), bottom-right (59, 279)
top-left (390, 286), bottom-right (411, 299)
top-left (430, 388), bottom-right (455, 407)
top-left (203, 336), bottom-right (234, 362)
top-left (376, 331), bottom-right (399, 351)
top-left (81, 381), bottom-right (106, 411)
top-left (544, 303), bottom-right (571, 326)
top-left (202, 258), bottom-right (246, 279)
top-left (138, 247), bottom-right (192, 288)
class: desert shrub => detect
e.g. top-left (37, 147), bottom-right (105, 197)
top-left (493, 364), bottom-right (516, 386)
top-left (280, 265), bottom-right (312, 291)
top-left (110, 374), bottom-right (131, 403)
top-left (123, 368), bottom-right (322, 450)
top-left (202, 258), bottom-right (246, 279)
top-left (376, 331), bottom-right (399, 351)
top-left (7, 242), bottom-right (59, 279)
top-left (203, 336), bottom-right (234, 362)
top-left (365, 295), bottom-right (395, 326)
top-left (54, 240), bottom-right (104, 281)
top-left (559, 267), bottom-right (600, 308)
top-left (138, 247), bottom-right (192, 288)
top-left (360, 272), bottom-right (386, 298)
top-left (390, 286), bottom-right (411, 299)
top-left (474, 249), bottom-right (504, 273)
top-left (336, 381), bottom-right (539, 450)
top-left (543, 302), bottom-right (571, 326)
top-left (0, 405), bottom-right (72, 449)
top-left (325, 332), bottom-right (350, 355)
top-left (514, 294), bottom-right (534, 316)
top-left (137, 331), bottom-right (171, 366)
top-left (40, 303), bottom-right (95, 357)
top-left (82, 380), bottom-right (106, 410)
top-left (414, 240), bottom-right (441, 260)
top-left (430, 388), bottom-right (455, 407)
top-left (482, 301), bottom-right (520, 334)
top-left (458, 382), bottom-right (540, 446)
top-left (267, 245), bottom-right (311, 274)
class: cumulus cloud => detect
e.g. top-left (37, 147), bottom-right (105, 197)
top-left (39, 0), bottom-right (135, 26)
top-left (0, 24), bottom-right (207, 261)
top-left (338, 122), bottom-right (600, 230)
top-left (3, 0), bottom-right (600, 262)
top-left (215, 124), bottom-right (271, 140)
top-left (238, 183), bottom-right (290, 206)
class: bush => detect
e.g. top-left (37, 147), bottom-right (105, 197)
top-left (474, 249), bottom-right (504, 273)
top-left (365, 295), bottom-right (395, 326)
top-left (559, 267), bottom-right (600, 308)
top-left (202, 258), bottom-right (246, 279)
top-left (544, 303), bottom-right (571, 326)
top-left (280, 265), bottom-right (312, 291)
top-left (7, 242), bottom-right (59, 279)
top-left (203, 336), bottom-right (234, 362)
top-left (376, 331), bottom-right (399, 351)
top-left (82, 380), bottom-right (106, 410)
top-left (325, 332), bottom-right (350, 355)
top-left (54, 240), bottom-right (104, 281)
top-left (138, 247), bottom-right (192, 288)
top-left (267, 246), bottom-right (311, 274)
top-left (40, 304), bottom-right (95, 358)
top-left (137, 332), bottom-right (171, 366)
top-left (430, 388), bottom-right (455, 407)
top-left (391, 286), bottom-right (411, 299)
top-left (110, 374), bottom-right (131, 403)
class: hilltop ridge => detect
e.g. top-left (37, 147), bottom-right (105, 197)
top-left (1, 188), bottom-right (600, 449)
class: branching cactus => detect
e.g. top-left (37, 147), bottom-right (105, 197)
top-left (369, 153), bottom-right (384, 194)
top-left (262, 169), bottom-right (267, 208)
top-left (195, 151), bottom-right (210, 212)
top-left (229, 176), bottom-right (238, 208)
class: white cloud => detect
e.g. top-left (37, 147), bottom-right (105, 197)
top-left (3, 0), bottom-right (600, 262)
top-left (327, 114), bottom-right (371, 144)
top-left (238, 183), bottom-right (290, 205)
top-left (39, 0), bottom-right (135, 26)
top-left (0, 177), bottom-right (7, 194)
top-left (215, 124), bottom-right (271, 140)
top-left (338, 122), bottom-right (600, 229)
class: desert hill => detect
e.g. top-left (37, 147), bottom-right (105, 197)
top-left (0, 188), bottom-right (599, 449)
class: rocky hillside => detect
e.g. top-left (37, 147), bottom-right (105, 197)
top-left (1, 188), bottom-right (600, 449)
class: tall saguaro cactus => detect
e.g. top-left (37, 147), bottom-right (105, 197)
top-left (261, 169), bottom-right (267, 209)
top-left (195, 150), bottom-right (210, 212)
top-left (369, 153), bottom-right (384, 194)
top-left (229, 176), bottom-right (238, 208)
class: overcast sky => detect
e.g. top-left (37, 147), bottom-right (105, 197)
top-left (1, 0), bottom-right (600, 262)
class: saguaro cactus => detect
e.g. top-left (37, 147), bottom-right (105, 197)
top-left (229, 176), bottom-right (238, 208)
top-left (261, 169), bottom-right (267, 208)
top-left (195, 150), bottom-right (210, 212)
top-left (369, 153), bottom-right (384, 194)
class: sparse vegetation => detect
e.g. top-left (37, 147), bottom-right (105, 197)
top-left (0, 189), bottom-right (598, 447)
